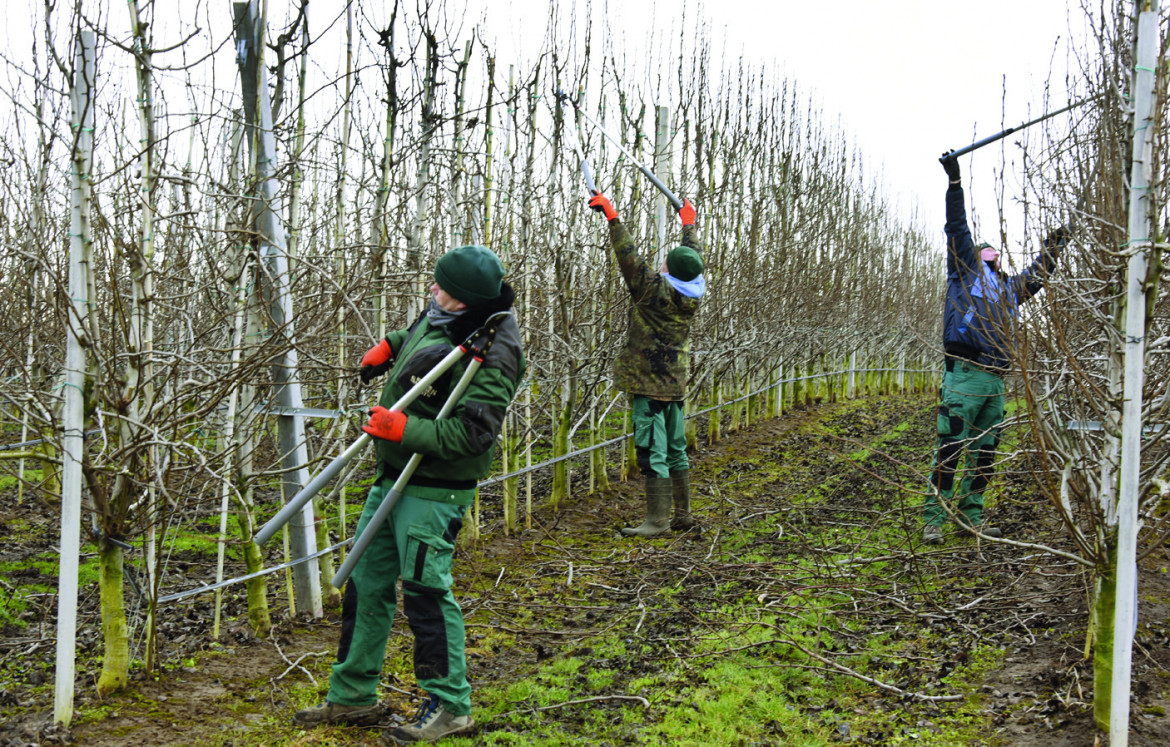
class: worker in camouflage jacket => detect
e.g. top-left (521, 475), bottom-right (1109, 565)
top-left (294, 245), bottom-right (525, 744)
top-left (588, 191), bottom-right (706, 537)
top-left (926, 153), bottom-right (1067, 546)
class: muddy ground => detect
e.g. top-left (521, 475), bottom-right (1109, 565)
top-left (2, 394), bottom-right (1169, 746)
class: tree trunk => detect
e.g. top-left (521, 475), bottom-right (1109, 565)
top-left (96, 543), bottom-right (129, 696)
top-left (1094, 543), bottom-right (1117, 731)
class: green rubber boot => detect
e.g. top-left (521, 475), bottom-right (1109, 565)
top-left (670, 470), bottom-right (695, 531)
top-left (622, 477), bottom-right (671, 537)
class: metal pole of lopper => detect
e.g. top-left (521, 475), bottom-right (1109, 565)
top-left (555, 88), bottom-right (599, 195)
top-left (939, 96), bottom-right (1096, 162)
top-left (555, 89), bottom-right (683, 210)
top-left (255, 332), bottom-right (476, 546)
top-left (331, 313), bottom-right (509, 588)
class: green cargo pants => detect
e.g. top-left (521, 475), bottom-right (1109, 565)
top-left (926, 359), bottom-right (1005, 528)
top-left (632, 395), bottom-right (689, 479)
top-left (327, 481), bottom-right (471, 716)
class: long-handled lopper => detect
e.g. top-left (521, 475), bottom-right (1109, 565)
top-left (555, 88), bottom-right (683, 210)
top-left (555, 88), bottom-right (599, 195)
top-left (254, 316), bottom-right (505, 546)
top-left (940, 96), bottom-right (1096, 162)
top-left (329, 312), bottom-right (509, 588)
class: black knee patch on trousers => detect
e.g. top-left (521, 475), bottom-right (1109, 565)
top-left (403, 580), bottom-right (448, 680)
top-left (636, 447), bottom-right (656, 477)
top-left (337, 580), bottom-right (359, 663)
top-left (969, 436), bottom-right (999, 494)
top-left (932, 438), bottom-right (964, 491)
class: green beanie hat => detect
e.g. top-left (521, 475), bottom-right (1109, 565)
top-left (666, 245), bottom-right (703, 282)
top-left (433, 245), bottom-right (505, 305)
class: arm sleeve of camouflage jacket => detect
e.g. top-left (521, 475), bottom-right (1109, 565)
top-left (680, 222), bottom-right (701, 257)
top-left (608, 218), bottom-right (658, 297)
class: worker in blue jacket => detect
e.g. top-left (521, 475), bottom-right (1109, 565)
top-left (925, 153), bottom-right (1068, 545)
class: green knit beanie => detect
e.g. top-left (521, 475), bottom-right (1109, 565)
top-left (433, 245), bottom-right (505, 305)
top-left (666, 245), bottom-right (703, 282)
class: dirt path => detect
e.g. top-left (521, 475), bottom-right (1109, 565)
top-left (3, 394), bottom-right (1169, 746)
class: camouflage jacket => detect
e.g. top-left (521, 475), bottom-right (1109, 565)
top-left (608, 219), bottom-right (702, 400)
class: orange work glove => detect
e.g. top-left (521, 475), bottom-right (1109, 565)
top-left (677, 197), bottom-right (696, 227)
top-left (588, 192), bottom-right (618, 221)
top-left (359, 339), bottom-right (393, 384)
top-left (362, 406), bottom-right (407, 442)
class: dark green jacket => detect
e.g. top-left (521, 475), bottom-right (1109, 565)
top-left (608, 219), bottom-right (702, 400)
top-left (373, 285), bottom-right (525, 505)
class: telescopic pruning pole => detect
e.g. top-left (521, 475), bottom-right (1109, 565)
top-left (939, 96), bottom-right (1095, 162)
top-left (331, 314), bottom-right (507, 588)
top-left (555, 90), bottom-right (598, 195)
top-left (254, 336), bottom-right (474, 546)
top-left (556, 89), bottom-right (683, 210)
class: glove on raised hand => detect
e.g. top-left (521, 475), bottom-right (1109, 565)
top-left (941, 151), bottom-right (961, 183)
top-left (359, 339), bottom-right (393, 384)
top-left (1044, 225), bottom-right (1071, 255)
top-left (362, 405), bottom-right (407, 442)
top-left (678, 198), bottom-right (696, 227)
top-left (588, 192), bottom-right (618, 221)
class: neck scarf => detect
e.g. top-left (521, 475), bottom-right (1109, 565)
top-left (664, 273), bottom-right (706, 299)
top-left (426, 298), bottom-right (466, 327)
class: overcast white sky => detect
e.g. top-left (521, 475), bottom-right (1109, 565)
top-left (463, 0), bottom-right (1086, 249)
top-left (3, 0), bottom-right (1086, 252)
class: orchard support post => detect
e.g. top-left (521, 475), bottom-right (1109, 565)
top-left (234, 0), bottom-right (321, 617)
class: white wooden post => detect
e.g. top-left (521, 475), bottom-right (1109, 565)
top-left (848, 350), bottom-right (857, 399)
top-left (234, 1), bottom-right (322, 617)
top-left (1111, 4), bottom-right (1160, 744)
top-left (654, 105), bottom-right (671, 265)
top-left (55, 29), bottom-right (95, 728)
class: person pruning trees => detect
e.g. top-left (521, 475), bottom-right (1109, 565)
top-left (293, 245), bottom-right (525, 744)
top-left (588, 191), bottom-right (706, 537)
top-left (925, 154), bottom-right (1069, 545)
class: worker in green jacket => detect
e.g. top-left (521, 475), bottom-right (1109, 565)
top-left (294, 245), bottom-right (525, 744)
top-left (589, 192), bottom-right (706, 536)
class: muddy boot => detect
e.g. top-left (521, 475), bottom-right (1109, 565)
top-left (383, 693), bottom-right (474, 744)
top-left (622, 477), bottom-right (671, 537)
top-left (293, 700), bottom-right (383, 727)
top-left (968, 522), bottom-right (1004, 539)
top-left (922, 525), bottom-right (943, 545)
top-left (670, 470), bottom-right (695, 531)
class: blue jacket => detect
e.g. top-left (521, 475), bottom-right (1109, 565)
top-left (942, 185), bottom-right (1060, 371)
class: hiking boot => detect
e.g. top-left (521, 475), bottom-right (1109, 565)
top-left (922, 525), bottom-right (944, 545)
top-left (622, 477), bottom-right (671, 537)
top-left (971, 524), bottom-right (1004, 539)
top-left (384, 694), bottom-right (474, 744)
top-left (293, 700), bottom-right (383, 727)
top-left (670, 470), bottom-right (695, 531)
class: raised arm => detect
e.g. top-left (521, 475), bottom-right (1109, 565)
top-left (1009, 225), bottom-right (1068, 304)
top-left (677, 197), bottom-right (701, 255)
top-left (589, 191), bottom-right (657, 296)
top-left (941, 153), bottom-right (978, 275)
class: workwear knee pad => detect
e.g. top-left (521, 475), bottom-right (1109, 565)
top-left (403, 581), bottom-right (450, 680)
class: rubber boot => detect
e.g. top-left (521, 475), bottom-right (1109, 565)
top-left (622, 477), bottom-right (671, 537)
top-left (670, 470), bottom-right (695, 531)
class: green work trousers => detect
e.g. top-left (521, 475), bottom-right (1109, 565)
top-left (926, 360), bottom-right (1005, 528)
top-left (632, 395), bottom-right (689, 479)
top-left (327, 481), bottom-right (471, 716)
